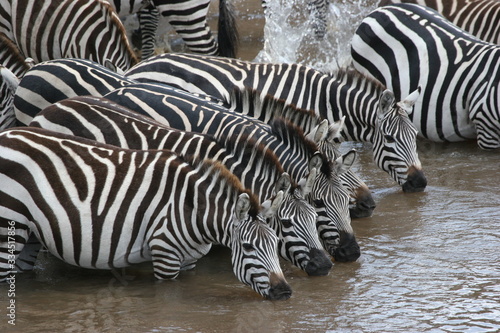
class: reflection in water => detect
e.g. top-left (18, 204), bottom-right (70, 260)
top-left (1, 1), bottom-right (500, 332)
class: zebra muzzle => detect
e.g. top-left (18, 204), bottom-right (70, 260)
top-left (267, 272), bottom-right (292, 300)
top-left (305, 248), bottom-right (333, 276)
top-left (403, 165), bottom-right (427, 193)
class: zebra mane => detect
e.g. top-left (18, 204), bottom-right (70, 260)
top-left (0, 32), bottom-right (31, 78)
top-left (98, 0), bottom-right (139, 66)
top-left (183, 154), bottom-right (261, 218)
top-left (270, 117), bottom-right (331, 175)
top-left (331, 66), bottom-right (386, 94)
top-left (230, 87), bottom-right (323, 131)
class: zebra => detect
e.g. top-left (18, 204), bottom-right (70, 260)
top-left (378, 0), bottom-right (500, 45)
top-left (109, 0), bottom-right (238, 59)
top-left (99, 82), bottom-right (361, 262)
top-left (124, 53), bottom-right (427, 192)
top-left (0, 127), bottom-right (292, 300)
top-left (351, 3), bottom-right (500, 149)
top-left (0, 0), bottom-right (138, 72)
top-left (30, 95), bottom-right (333, 276)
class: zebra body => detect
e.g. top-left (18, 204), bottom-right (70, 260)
top-left (30, 95), bottom-right (332, 276)
top-left (124, 53), bottom-right (427, 192)
top-left (351, 3), bottom-right (500, 149)
top-left (0, 127), bottom-right (292, 300)
top-left (0, 0), bottom-right (138, 71)
top-left (110, 0), bottom-right (238, 59)
top-left (0, 32), bottom-right (31, 79)
top-left (99, 82), bottom-right (360, 262)
top-left (379, 0), bottom-right (500, 45)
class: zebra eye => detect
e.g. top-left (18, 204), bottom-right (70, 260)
top-left (243, 243), bottom-right (255, 252)
top-left (281, 219), bottom-right (293, 229)
top-left (384, 135), bottom-right (396, 143)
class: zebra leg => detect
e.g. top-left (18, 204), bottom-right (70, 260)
top-left (157, 0), bottom-right (218, 56)
top-left (0, 219), bottom-right (30, 282)
top-left (149, 242), bottom-right (182, 280)
top-left (14, 232), bottom-right (41, 272)
top-left (137, 5), bottom-right (160, 60)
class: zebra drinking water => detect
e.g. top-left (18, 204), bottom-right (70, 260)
top-left (351, 3), bottom-right (500, 149)
top-left (124, 53), bottom-right (427, 192)
top-left (30, 95), bottom-right (333, 276)
top-left (0, 127), bottom-right (292, 300)
top-left (100, 82), bottom-right (361, 262)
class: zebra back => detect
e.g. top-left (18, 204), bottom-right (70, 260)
top-left (102, 83), bottom-right (360, 261)
top-left (379, 0), bottom-right (500, 45)
top-left (124, 53), bottom-right (427, 192)
top-left (0, 126), bottom-right (291, 300)
top-left (14, 58), bottom-right (135, 125)
top-left (352, 3), bottom-right (500, 149)
top-left (30, 95), bottom-right (331, 276)
top-left (0, 0), bottom-right (138, 71)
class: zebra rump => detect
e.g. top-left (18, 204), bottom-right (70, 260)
top-left (352, 3), bottom-right (500, 149)
top-left (30, 95), bottom-right (333, 276)
top-left (0, 127), bottom-right (292, 300)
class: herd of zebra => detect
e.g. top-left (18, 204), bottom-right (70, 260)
top-left (0, 0), bottom-right (498, 300)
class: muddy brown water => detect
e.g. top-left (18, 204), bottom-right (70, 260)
top-left (1, 1), bottom-right (499, 332)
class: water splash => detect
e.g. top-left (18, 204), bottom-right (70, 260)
top-left (255, 0), bottom-right (379, 72)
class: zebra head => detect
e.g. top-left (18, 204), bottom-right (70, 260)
top-left (373, 88), bottom-right (427, 192)
top-left (231, 193), bottom-right (292, 300)
top-left (307, 117), bottom-right (376, 218)
top-left (0, 66), bottom-right (19, 130)
top-left (266, 173), bottom-right (332, 276)
top-left (304, 150), bottom-right (360, 262)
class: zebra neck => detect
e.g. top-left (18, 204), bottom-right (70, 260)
top-left (324, 70), bottom-right (384, 143)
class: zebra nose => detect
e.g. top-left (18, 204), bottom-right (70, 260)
top-left (334, 233), bottom-right (361, 262)
top-left (350, 186), bottom-right (376, 218)
top-left (267, 272), bottom-right (292, 300)
top-left (304, 248), bottom-right (333, 276)
top-left (403, 165), bottom-right (427, 193)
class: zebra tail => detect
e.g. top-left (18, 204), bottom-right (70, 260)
top-left (218, 0), bottom-right (239, 58)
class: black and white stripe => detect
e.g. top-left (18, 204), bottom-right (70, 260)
top-left (0, 0), bottom-right (138, 71)
top-left (100, 82), bottom-right (361, 262)
top-left (0, 65), bottom-right (18, 130)
top-left (124, 53), bottom-right (427, 192)
top-left (0, 127), bottom-right (292, 300)
top-left (110, 0), bottom-right (238, 59)
top-left (30, 95), bottom-right (332, 276)
top-left (379, 0), bottom-right (500, 45)
top-left (352, 3), bottom-right (500, 149)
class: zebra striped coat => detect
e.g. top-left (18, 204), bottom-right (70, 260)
top-left (100, 83), bottom-right (361, 262)
top-left (0, 127), bottom-right (292, 300)
top-left (30, 95), bottom-right (332, 276)
top-left (379, 0), bottom-right (500, 45)
top-left (0, 66), bottom-right (18, 130)
top-left (351, 3), bottom-right (500, 149)
top-left (0, 32), bottom-right (31, 79)
top-left (110, 0), bottom-right (238, 59)
top-left (0, 0), bottom-right (138, 71)
top-left (124, 53), bottom-right (427, 192)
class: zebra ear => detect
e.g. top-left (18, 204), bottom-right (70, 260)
top-left (235, 193), bottom-right (251, 221)
top-left (274, 173), bottom-right (291, 194)
top-left (300, 167), bottom-right (317, 197)
top-left (261, 191), bottom-right (284, 218)
top-left (104, 59), bottom-right (124, 75)
top-left (396, 86), bottom-right (421, 115)
top-left (306, 119), bottom-right (329, 143)
top-left (378, 89), bottom-right (396, 119)
top-left (335, 150), bottom-right (357, 175)
top-left (308, 152), bottom-right (323, 171)
top-left (0, 66), bottom-right (20, 92)
top-left (327, 116), bottom-right (345, 143)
